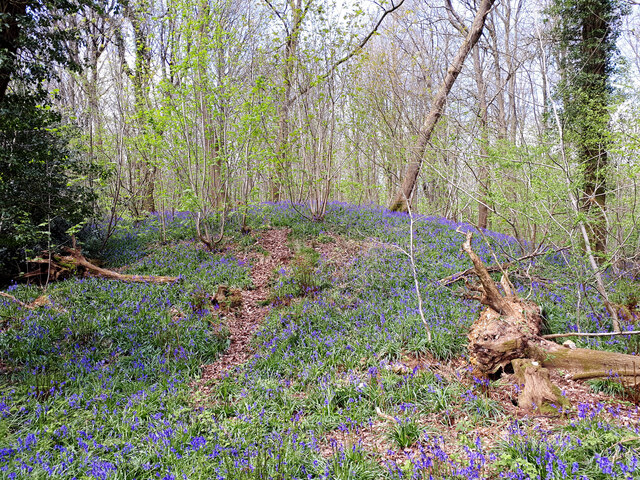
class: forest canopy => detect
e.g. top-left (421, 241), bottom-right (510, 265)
top-left (0, 0), bottom-right (639, 279)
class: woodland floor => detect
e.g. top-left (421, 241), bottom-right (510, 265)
top-left (195, 228), bottom-right (292, 395)
top-left (203, 225), bottom-right (640, 467)
top-left (1, 203), bottom-right (640, 479)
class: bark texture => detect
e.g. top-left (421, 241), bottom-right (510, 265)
top-left (461, 231), bottom-right (640, 411)
top-left (389, 0), bottom-right (496, 212)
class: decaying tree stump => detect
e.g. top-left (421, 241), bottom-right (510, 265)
top-left (461, 232), bottom-right (640, 412)
top-left (512, 359), bottom-right (570, 413)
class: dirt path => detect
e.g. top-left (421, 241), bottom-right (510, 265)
top-left (195, 228), bottom-right (292, 395)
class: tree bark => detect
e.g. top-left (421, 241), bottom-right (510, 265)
top-left (56, 251), bottom-right (180, 284)
top-left (123, 0), bottom-right (157, 214)
top-left (461, 232), bottom-right (640, 411)
top-left (271, 0), bottom-right (306, 202)
top-left (389, 0), bottom-right (496, 212)
top-left (472, 43), bottom-right (490, 230)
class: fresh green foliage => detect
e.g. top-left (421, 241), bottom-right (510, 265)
top-left (267, 243), bottom-right (329, 304)
top-left (587, 378), bottom-right (626, 396)
top-left (1, 204), bottom-right (639, 479)
top-left (388, 418), bottom-right (420, 449)
top-left (0, 95), bottom-right (101, 278)
top-left (0, 0), bottom-right (92, 101)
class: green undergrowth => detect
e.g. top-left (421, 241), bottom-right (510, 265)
top-left (1, 203), bottom-right (639, 479)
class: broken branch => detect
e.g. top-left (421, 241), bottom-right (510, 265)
top-left (56, 250), bottom-right (180, 284)
top-left (0, 291), bottom-right (34, 309)
top-left (542, 330), bottom-right (640, 340)
top-left (439, 249), bottom-right (550, 287)
top-left (460, 231), bottom-right (516, 316)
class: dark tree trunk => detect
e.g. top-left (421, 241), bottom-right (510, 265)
top-left (578, 5), bottom-right (609, 257)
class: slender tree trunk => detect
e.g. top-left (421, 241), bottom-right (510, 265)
top-left (389, 0), bottom-right (496, 212)
top-left (472, 44), bottom-right (490, 230)
top-left (124, 0), bottom-right (156, 213)
top-left (271, 0), bottom-right (305, 202)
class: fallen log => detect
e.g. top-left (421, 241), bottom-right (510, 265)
top-left (0, 291), bottom-right (36, 309)
top-left (461, 231), bottom-right (640, 412)
top-left (55, 251), bottom-right (180, 284)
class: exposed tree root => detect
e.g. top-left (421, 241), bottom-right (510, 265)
top-left (460, 231), bottom-right (640, 412)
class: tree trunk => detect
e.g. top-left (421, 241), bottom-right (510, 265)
top-left (578, 4), bottom-right (610, 257)
top-left (389, 0), bottom-right (496, 212)
top-left (270, 0), bottom-right (305, 202)
top-left (472, 43), bottom-right (490, 230)
top-left (124, 0), bottom-right (156, 214)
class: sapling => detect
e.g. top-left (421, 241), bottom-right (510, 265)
top-left (380, 197), bottom-right (432, 342)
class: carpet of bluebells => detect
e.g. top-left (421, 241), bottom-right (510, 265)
top-left (1, 203), bottom-right (639, 479)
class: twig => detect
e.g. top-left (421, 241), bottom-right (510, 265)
top-left (291, 0), bottom-right (405, 104)
top-left (370, 208), bottom-right (432, 341)
top-left (375, 406), bottom-right (396, 423)
top-left (405, 201), bottom-right (432, 342)
top-left (543, 330), bottom-right (640, 340)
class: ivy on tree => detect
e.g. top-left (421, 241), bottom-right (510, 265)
top-left (550, 0), bottom-right (626, 256)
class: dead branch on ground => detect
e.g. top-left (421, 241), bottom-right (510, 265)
top-left (460, 231), bottom-right (640, 412)
top-left (26, 248), bottom-right (180, 284)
